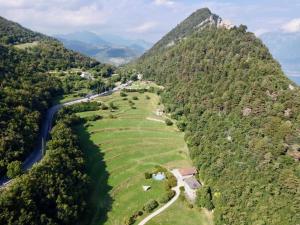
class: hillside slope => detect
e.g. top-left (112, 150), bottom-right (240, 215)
top-left (132, 8), bottom-right (300, 225)
top-left (0, 16), bottom-right (108, 177)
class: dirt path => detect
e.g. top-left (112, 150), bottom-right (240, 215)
top-left (137, 170), bottom-right (182, 225)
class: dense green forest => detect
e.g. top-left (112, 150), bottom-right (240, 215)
top-left (0, 111), bottom-right (89, 225)
top-left (131, 8), bottom-right (300, 225)
top-left (0, 16), bottom-right (114, 177)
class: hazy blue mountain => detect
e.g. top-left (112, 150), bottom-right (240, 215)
top-left (55, 31), bottom-right (110, 46)
top-left (55, 31), bottom-right (153, 65)
top-left (261, 32), bottom-right (300, 84)
top-left (100, 34), bottom-right (153, 49)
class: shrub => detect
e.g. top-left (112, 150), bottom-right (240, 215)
top-left (108, 114), bottom-right (116, 119)
top-left (196, 186), bottom-right (215, 211)
top-left (101, 104), bottom-right (108, 110)
top-left (165, 119), bottom-right (173, 126)
top-left (159, 190), bottom-right (176, 204)
top-left (7, 161), bottom-right (22, 178)
top-left (180, 186), bottom-right (185, 192)
top-left (109, 102), bottom-right (117, 110)
top-left (165, 172), bottom-right (177, 189)
top-left (122, 97), bottom-right (128, 101)
top-left (132, 96), bottom-right (139, 100)
top-left (123, 216), bottom-right (135, 225)
top-left (145, 95), bottom-right (151, 100)
top-left (154, 165), bottom-right (167, 173)
top-left (120, 91), bottom-right (127, 97)
top-left (144, 172), bottom-right (152, 179)
top-left (143, 200), bottom-right (159, 213)
top-left (84, 115), bottom-right (102, 122)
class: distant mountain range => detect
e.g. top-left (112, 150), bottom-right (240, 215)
top-left (261, 32), bottom-right (300, 84)
top-left (54, 31), bottom-right (153, 66)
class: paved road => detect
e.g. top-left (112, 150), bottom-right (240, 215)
top-left (0, 81), bottom-right (132, 188)
top-left (137, 170), bottom-right (182, 225)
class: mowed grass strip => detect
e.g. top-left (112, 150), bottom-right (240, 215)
top-left (76, 91), bottom-right (210, 225)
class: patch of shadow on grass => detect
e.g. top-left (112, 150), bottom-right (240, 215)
top-left (76, 124), bottom-right (113, 225)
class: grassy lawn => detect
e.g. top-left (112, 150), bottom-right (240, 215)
top-left (14, 41), bottom-right (39, 49)
top-left (125, 81), bottom-right (164, 90)
top-left (52, 89), bottom-right (90, 104)
top-left (147, 200), bottom-right (213, 225)
top-left (75, 91), bottom-right (212, 225)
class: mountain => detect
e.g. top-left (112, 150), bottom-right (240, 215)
top-left (55, 31), bottom-right (153, 66)
top-left (56, 31), bottom-right (109, 46)
top-left (261, 32), bottom-right (300, 84)
top-left (131, 8), bottom-right (300, 225)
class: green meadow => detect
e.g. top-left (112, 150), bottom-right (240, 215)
top-left (75, 91), bottom-right (212, 225)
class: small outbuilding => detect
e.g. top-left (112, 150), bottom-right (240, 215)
top-left (142, 186), bottom-right (151, 191)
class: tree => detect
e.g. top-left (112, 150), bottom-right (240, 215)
top-left (196, 186), bottom-right (214, 210)
top-left (6, 161), bottom-right (22, 178)
top-left (165, 119), bottom-right (173, 126)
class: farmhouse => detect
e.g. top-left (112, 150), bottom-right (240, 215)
top-left (178, 167), bottom-right (197, 178)
top-left (183, 176), bottom-right (201, 201)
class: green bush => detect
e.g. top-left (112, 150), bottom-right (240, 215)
top-left (120, 91), bottom-right (127, 97)
top-left (109, 102), bottom-right (118, 110)
top-left (101, 104), bottom-right (108, 110)
top-left (84, 114), bottom-right (102, 122)
top-left (144, 172), bottom-right (152, 179)
top-left (145, 95), bottom-right (151, 100)
top-left (159, 190), bottom-right (176, 204)
top-left (165, 119), bottom-right (173, 126)
top-left (132, 96), bottom-right (139, 100)
top-left (143, 200), bottom-right (159, 213)
top-left (165, 172), bottom-right (177, 189)
top-left (196, 186), bottom-right (214, 211)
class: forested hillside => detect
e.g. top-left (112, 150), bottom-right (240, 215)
top-left (0, 111), bottom-right (89, 225)
top-left (0, 16), bottom-right (111, 178)
top-left (132, 8), bottom-right (300, 225)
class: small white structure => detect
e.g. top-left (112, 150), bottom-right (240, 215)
top-left (80, 71), bottom-right (94, 80)
top-left (137, 74), bottom-right (143, 80)
top-left (143, 186), bottom-right (151, 191)
top-left (183, 176), bottom-right (201, 201)
top-left (156, 109), bottom-right (164, 116)
top-left (289, 84), bottom-right (295, 91)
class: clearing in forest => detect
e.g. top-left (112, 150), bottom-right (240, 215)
top-left (75, 90), bottom-right (212, 225)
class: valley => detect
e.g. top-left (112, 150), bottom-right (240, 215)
top-left (0, 4), bottom-right (299, 225)
top-left (75, 89), bottom-right (212, 225)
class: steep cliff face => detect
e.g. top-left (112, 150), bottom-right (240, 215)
top-left (133, 8), bottom-right (300, 225)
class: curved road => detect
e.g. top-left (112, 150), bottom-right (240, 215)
top-left (138, 170), bottom-right (183, 225)
top-left (138, 186), bottom-right (180, 225)
top-left (0, 81), bottom-right (132, 188)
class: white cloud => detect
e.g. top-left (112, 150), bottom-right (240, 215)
top-left (153, 0), bottom-right (175, 7)
top-left (129, 21), bottom-right (158, 33)
top-left (282, 18), bottom-right (300, 33)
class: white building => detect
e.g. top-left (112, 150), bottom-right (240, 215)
top-left (137, 73), bottom-right (143, 80)
top-left (80, 71), bottom-right (94, 80)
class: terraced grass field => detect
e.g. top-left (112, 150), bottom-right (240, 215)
top-left (75, 91), bottom-right (212, 225)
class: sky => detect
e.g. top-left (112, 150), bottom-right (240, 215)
top-left (0, 0), bottom-right (300, 42)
